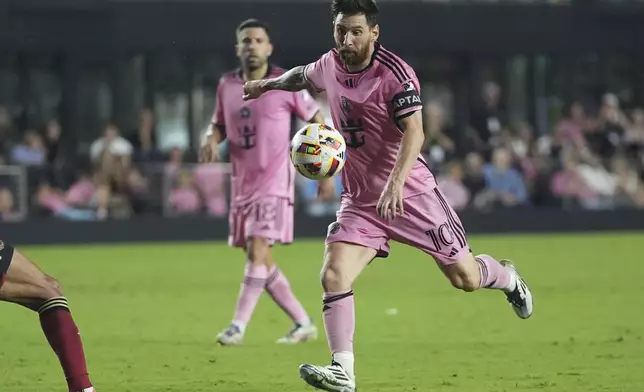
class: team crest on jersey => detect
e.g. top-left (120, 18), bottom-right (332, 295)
top-left (340, 96), bottom-right (351, 114)
top-left (402, 81), bottom-right (416, 92)
top-left (240, 107), bottom-right (252, 119)
top-left (328, 222), bottom-right (340, 236)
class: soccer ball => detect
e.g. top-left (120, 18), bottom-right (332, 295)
top-left (290, 123), bottom-right (346, 180)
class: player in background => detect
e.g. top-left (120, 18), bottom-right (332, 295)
top-left (241, 0), bottom-right (534, 390)
top-left (200, 19), bottom-right (335, 346)
top-left (0, 241), bottom-right (96, 392)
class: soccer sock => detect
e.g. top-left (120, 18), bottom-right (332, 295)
top-left (323, 291), bottom-right (355, 378)
top-left (38, 297), bottom-right (93, 392)
top-left (265, 265), bottom-right (311, 326)
top-left (232, 261), bottom-right (268, 332)
top-left (475, 254), bottom-right (516, 292)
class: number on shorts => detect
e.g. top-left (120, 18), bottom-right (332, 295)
top-left (424, 223), bottom-right (455, 251)
top-left (255, 202), bottom-right (277, 223)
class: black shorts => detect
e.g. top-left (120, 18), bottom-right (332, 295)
top-left (0, 240), bottom-right (15, 289)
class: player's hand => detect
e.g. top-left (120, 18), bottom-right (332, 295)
top-left (377, 180), bottom-right (404, 221)
top-left (199, 135), bottom-right (221, 163)
top-left (242, 80), bottom-right (267, 101)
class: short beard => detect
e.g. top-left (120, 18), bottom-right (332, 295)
top-left (338, 47), bottom-right (369, 67)
top-left (242, 58), bottom-right (264, 72)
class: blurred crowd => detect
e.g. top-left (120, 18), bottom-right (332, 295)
top-left (425, 83), bottom-right (644, 212)
top-left (0, 107), bottom-right (228, 221)
top-left (2, 80), bottom-right (644, 222)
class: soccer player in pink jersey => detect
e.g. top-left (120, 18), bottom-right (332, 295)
top-left (200, 19), bottom-right (334, 346)
top-left (241, 1), bottom-right (534, 390)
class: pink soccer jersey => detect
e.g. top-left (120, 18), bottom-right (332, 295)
top-left (304, 43), bottom-right (435, 206)
top-left (212, 65), bottom-right (319, 206)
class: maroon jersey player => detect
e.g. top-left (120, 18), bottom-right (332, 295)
top-left (242, 1), bottom-right (534, 390)
top-left (0, 241), bottom-right (97, 392)
top-left (201, 19), bottom-right (334, 346)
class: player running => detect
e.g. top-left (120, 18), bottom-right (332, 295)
top-left (0, 241), bottom-right (96, 392)
top-left (241, 0), bottom-right (534, 390)
top-left (200, 19), bottom-right (333, 346)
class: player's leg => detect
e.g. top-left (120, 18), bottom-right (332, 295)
top-left (265, 199), bottom-right (317, 344)
top-left (217, 198), bottom-right (313, 345)
top-left (299, 208), bottom-right (389, 392)
top-left (394, 189), bottom-right (533, 318)
top-left (0, 242), bottom-right (95, 392)
top-left (216, 204), bottom-right (259, 345)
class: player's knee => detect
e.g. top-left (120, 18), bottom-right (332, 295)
top-left (447, 273), bottom-right (478, 292)
top-left (320, 263), bottom-right (351, 292)
top-left (247, 237), bottom-right (270, 264)
top-left (42, 275), bottom-right (64, 299)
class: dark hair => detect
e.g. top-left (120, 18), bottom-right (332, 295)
top-left (331, 0), bottom-right (379, 26)
top-left (236, 18), bottom-right (271, 39)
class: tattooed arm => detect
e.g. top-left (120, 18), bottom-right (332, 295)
top-left (243, 66), bottom-right (310, 100)
top-left (263, 66), bottom-right (310, 92)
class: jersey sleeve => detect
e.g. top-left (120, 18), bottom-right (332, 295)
top-left (303, 51), bottom-right (333, 92)
top-left (291, 89), bottom-right (320, 122)
top-left (386, 70), bottom-right (423, 121)
top-left (211, 77), bottom-right (226, 129)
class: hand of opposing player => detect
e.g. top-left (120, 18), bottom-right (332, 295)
top-left (242, 80), bottom-right (267, 101)
top-left (199, 135), bottom-right (221, 163)
top-left (377, 180), bottom-right (404, 221)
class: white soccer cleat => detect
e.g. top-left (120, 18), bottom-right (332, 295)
top-left (216, 324), bottom-right (244, 346)
top-left (500, 260), bottom-right (533, 319)
top-left (299, 362), bottom-right (356, 392)
top-left (276, 322), bottom-right (318, 344)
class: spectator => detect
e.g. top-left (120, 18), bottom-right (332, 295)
top-left (10, 129), bottom-right (46, 166)
top-left (296, 174), bottom-right (341, 217)
top-left (128, 108), bottom-right (164, 162)
top-left (576, 152), bottom-right (617, 209)
top-left (193, 163), bottom-right (228, 217)
top-left (423, 101), bottom-right (456, 168)
top-left (462, 152), bottom-right (486, 199)
top-left (624, 108), bottom-right (644, 157)
top-left (169, 170), bottom-right (203, 214)
top-left (610, 155), bottom-right (644, 208)
top-left (594, 93), bottom-right (630, 158)
top-left (554, 101), bottom-right (591, 151)
top-left (36, 184), bottom-right (97, 221)
top-left (468, 81), bottom-right (506, 156)
top-left (0, 187), bottom-right (21, 221)
top-left (437, 161), bottom-right (470, 211)
top-left (477, 147), bottom-right (528, 209)
top-left (90, 123), bottom-right (133, 164)
top-left (550, 149), bottom-right (595, 208)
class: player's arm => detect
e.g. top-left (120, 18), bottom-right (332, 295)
top-left (201, 79), bottom-right (228, 163)
top-left (262, 66), bottom-right (310, 92)
top-left (388, 111), bottom-right (425, 187)
top-left (377, 79), bottom-right (425, 220)
top-left (243, 66), bottom-right (312, 100)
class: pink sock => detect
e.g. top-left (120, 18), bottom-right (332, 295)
top-left (266, 266), bottom-right (310, 325)
top-left (232, 261), bottom-right (268, 326)
top-left (475, 254), bottom-right (512, 289)
top-left (322, 291), bottom-right (355, 353)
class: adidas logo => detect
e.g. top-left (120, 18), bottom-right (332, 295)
top-left (449, 247), bottom-right (458, 257)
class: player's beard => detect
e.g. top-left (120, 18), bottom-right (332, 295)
top-left (243, 55), bottom-right (265, 72)
top-left (338, 46), bottom-right (370, 67)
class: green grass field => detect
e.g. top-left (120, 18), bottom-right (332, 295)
top-left (1, 233), bottom-right (643, 392)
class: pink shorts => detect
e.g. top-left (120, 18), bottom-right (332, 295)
top-left (326, 188), bottom-right (471, 265)
top-left (228, 196), bottom-right (294, 248)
